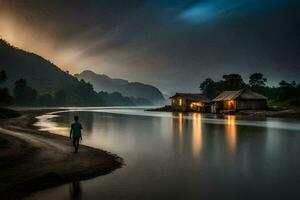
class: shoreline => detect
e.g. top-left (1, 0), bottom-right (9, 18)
top-left (0, 108), bottom-right (123, 199)
top-left (147, 106), bottom-right (300, 120)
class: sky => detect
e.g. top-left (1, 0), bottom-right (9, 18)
top-left (0, 0), bottom-right (299, 94)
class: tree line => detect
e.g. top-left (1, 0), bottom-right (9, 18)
top-left (0, 70), bottom-right (14, 106)
top-left (0, 70), bottom-right (149, 107)
top-left (200, 73), bottom-right (300, 107)
top-left (0, 69), bottom-right (81, 106)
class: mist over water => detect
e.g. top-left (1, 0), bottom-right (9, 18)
top-left (30, 108), bottom-right (300, 200)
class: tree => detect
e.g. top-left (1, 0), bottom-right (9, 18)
top-left (218, 74), bottom-right (246, 91)
top-left (249, 73), bottom-right (267, 87)
top-left (279, 80), bottom-right (292, 88)
top-left (0, 88), bottom-right (13, 106)
top-left (14, 79), bottom-right (37, 106)
top-left (0, 70), bottom-right (13, 106)
top-left (199, 74), bottom-right (246, 97)
top-left (277, 80), bottom-right (298, 101)
top-left (0, 70), bottom-right (7, 83)
top-left (54, 89), bottom-right (67, 105)
top-left (199, 78), bottom-right (217, 98)
top-left (37, 93), bottom-right (53, 106)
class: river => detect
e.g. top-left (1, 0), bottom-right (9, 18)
top-left (28, 107), bottom-right (300, 200)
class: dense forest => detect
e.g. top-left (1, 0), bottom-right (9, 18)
top-left (200, 73), bottom-right (300, 107)
top-left (0, 69), bottom-right (151, 107)
top-left (0, 70), bottom-right (13, 106)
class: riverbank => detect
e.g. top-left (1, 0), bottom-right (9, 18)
top-left (0, 108), bottom-right (123, 199)
top-left (147, 106), bottom-right (300, 120)
top-left (0, 107), bottom-right (21, 119)
top-left (237, 107), bottom-right (300, 120)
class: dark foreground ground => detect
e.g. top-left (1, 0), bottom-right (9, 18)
top-left (0, 108), bottom-right (122, 199)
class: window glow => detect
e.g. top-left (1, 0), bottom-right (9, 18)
top-left (190, 102), bottom-right (204, 109)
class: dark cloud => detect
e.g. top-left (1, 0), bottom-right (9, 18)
top-left (0, 0), bottom-right (299, 94)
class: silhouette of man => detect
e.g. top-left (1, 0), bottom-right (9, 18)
top-left (69, 181), bottom-right (82, 200)
top-left (70, 116), bottom-right (83, 153)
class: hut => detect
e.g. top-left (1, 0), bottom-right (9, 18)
top-left (170, 93), bottom-right (211, 112)
top-left (211, 88), bottom-right (267, 113)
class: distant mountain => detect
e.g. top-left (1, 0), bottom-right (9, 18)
top-left (0, 39), bottom-right (151, 106)
top-left (75, 70), bottom-right (165, 105)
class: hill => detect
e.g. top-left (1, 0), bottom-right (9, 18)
top-left (0, 39), bottom-right (150, 106)
top-left (75, 70), bottom-right (165, 105)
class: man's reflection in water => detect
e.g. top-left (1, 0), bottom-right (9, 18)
top-left (69, 181), bottom-right (82, 200)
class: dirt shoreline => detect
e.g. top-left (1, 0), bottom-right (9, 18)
top-left (0, 108), bottom-right (123, 199)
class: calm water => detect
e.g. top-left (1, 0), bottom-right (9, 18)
top-left (29, 107), bottom-right (300, 200)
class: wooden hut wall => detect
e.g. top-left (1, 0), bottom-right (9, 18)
top-left (171, 97), bottom-right (187, 111)
top-left (236, 99), bottom-right (267, 110)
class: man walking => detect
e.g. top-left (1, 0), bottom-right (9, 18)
top-left (70, 116), bottom-right (83, 153)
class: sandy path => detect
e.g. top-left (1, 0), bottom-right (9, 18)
top-left (0, 109), bottom-right (122, 199)
top-left (0, 127), bottom-right (69, 160)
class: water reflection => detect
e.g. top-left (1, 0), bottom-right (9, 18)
top-left (69, 181), bottom-right (82, 200)
top-left (32, 109), bottom-right (300, 200)
top-left (171, 112), bottom-right (184, 154)
top-left (226, 115), bottom-right (237, 156)
top-left (178, 112), bottom-right (183, 137)
top-left (192, 113), bottom-right (202, 159)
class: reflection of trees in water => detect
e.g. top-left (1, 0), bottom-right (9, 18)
top-left (69, 181), bottom-right (82, 200)
top-left (233, 121), bottom-right (268, 169)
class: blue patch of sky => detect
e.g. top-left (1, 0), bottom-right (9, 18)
top-left (177, 0), bottom-right (300, 24)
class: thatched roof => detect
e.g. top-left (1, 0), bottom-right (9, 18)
top-left (170, 93), bottom-right (211, 103)
top-left (212, 89), bottom-right (267, 102)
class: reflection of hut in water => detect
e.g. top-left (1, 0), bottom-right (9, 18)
top-left (226, 115), bottom-right (237, 156)
top-left (211, 88), bottom-right (267, 113)
top-left (170, 93), bottom-right (211, 112)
